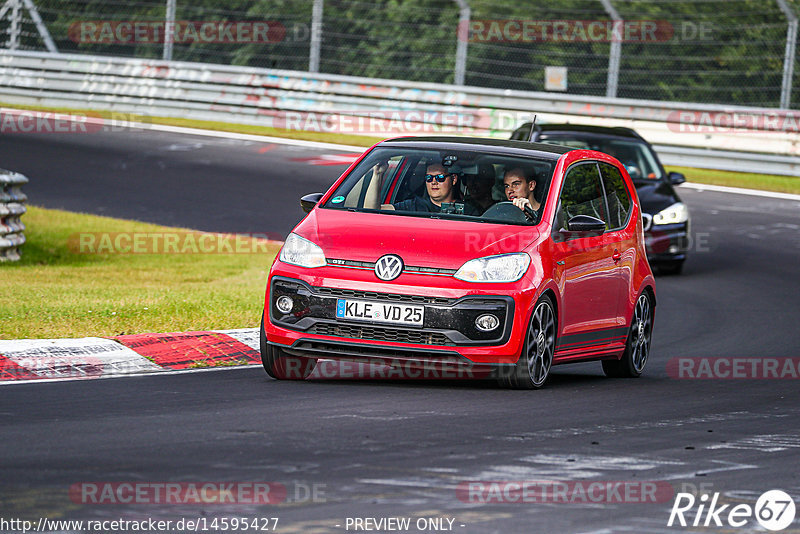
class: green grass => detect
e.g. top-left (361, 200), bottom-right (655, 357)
top-left (666, 165), bottom-right (800, 195)
top-left (0, 206), bottom-right (279, 339)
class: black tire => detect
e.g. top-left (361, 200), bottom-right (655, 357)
top-left (602, 291), bottom-right (653, 378)
top-left (500, 294), bottom-right (557, 389)
top-left (260, 315), bottom-right (316, 380)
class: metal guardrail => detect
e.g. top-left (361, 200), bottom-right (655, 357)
top-left (654, 145), bottom-right (800, 177)
top-left (0, 168), bottom-right (27, 262)
top-left (0, 50), bottom-right (799, 175)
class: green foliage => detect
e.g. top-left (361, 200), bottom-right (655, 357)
top-left (7, 0), bottom-right (800, 106)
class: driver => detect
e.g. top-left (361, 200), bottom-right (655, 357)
top-left (503, 167), bottom-right (540, 216)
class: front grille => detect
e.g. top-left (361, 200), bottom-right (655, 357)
top-left (310, 322), bottom-right (454, 346)
top-left (327, 259), bottom-right (458, 277)
top-left (313, 286), bottom-right (454, 305)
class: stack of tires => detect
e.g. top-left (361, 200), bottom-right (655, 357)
top-left (0, 169), bottom-right (28, 262)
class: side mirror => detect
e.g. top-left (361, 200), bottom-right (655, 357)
top-left (566, 214), bottom-right (606, 233)
top-left (668, 171), bottom-right (686, 185)
top-left (300, 192), bottom-right (325, 214)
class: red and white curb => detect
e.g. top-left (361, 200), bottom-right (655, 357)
top-left (0, 328), bottom-right (261, 384)
top-left (0, 328), bottom-right (477, 384)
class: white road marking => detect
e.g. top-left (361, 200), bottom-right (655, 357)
top-left (213, 328), bottom-right (260, 351)
top-left (680, 182), bottom-right (800, 201)
top-left (707, 434), bottom-right (800, 452)
top-left (660, 459), bottom-right (759, 481)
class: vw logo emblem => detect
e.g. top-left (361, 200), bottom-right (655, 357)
top-left (374, 254), bottom-right (404, 281)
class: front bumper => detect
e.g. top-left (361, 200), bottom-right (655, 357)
top-left (265, 271), bottom-right (533, 366)
top-left (644, 222), bottom-right (689, 263)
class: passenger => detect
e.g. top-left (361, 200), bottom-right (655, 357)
top-left (392, 163), bottom-right (477, 215)
top-left (463, 164), bottom-right (496, 214)
top-left (503, 167), bottom-right (540, 216)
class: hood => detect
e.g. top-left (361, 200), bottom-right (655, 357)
top-left (633, 179), bottom-right (682, 216)
top-left (293, 208), bottom-right (541, 269)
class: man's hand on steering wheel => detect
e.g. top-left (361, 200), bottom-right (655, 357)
top-left (512, 198), bottom-right (538, 221)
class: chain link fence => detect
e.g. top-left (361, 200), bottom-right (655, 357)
top-left (1, 0), bottom-right (799, 108)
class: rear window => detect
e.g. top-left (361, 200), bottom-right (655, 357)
top-left (323, 147), bottom-right (557, 226)
top-left (599, 162), bottom-right (633, 229)
top-left (539, 134), bottom-right (663, 180)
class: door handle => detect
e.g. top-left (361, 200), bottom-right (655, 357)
top-left (612, 250), bottom-right (621, 262)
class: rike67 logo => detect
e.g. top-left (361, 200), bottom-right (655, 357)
top-left (668, 490), bottom-right (796, 531)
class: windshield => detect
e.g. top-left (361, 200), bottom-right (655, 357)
top-left (538, 134), bottom-right (663, 180)
top-left (322, 147), bottom-right (556, 226)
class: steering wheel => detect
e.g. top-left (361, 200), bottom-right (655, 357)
top-left (481, 201), bottom-right (536, 223)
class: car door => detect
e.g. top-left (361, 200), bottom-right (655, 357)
top-left (598, 161), bottom-right (636, 327)
top-left (551, 161), bottom-right (624, 347)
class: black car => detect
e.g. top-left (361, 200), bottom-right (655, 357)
top-left (511, 123), bottom-right (690, 274)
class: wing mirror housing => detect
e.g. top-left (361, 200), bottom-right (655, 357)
top-left (300, 193), bottom-right (325, 214)
top-left (566, 214), bottom-right (606, 233)
top-left (668, 171), bottom-right (686, 185)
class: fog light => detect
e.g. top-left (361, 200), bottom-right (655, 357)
top-left (475, 314), bottom-right (500, 332)
top-left (276, 296), bottom-right (294, 313)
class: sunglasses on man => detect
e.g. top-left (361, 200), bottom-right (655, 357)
top-left (425, 173), bottom-right (453, 183)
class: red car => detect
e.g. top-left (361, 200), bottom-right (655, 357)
top-left (262, 137), bottom-right (656, 389)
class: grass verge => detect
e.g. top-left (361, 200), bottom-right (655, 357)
top-left (665, 165), bottom-right (800, 195)
top-left (0, 206), bottom-right (278, 339)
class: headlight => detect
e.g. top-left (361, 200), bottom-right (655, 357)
top-left (279, 233), bottom-right (326, 268)
top-left (653, 202), bottom-right (689, 225)
top-left (455, 253), bottom-right (530, 283)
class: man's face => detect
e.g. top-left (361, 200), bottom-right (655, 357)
top-left (425, 164), bottom-right (456, 204)
top-left (503, 170), bottom-right (533, 201)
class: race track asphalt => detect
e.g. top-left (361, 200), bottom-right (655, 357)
top-left (1, 128), bottom-right (799, 533)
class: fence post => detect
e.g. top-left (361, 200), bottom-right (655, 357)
top-left (163, 0), bottom-right (176, 61)
top-left (599, 0), bottom-right (621, 99)
top-left (7, 0), bottom-right (20, 50)
top-left (777, 0), bottom-right (797, 109)
top-left (453, 0), bottom-right (470, 85)
top-left (309, 0), bottom-right (323, 73)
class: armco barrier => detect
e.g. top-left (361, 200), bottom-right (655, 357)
top-left (1, 50), bottom-right (799, 175)
top-left (0, 168), bottom-right (27, 262)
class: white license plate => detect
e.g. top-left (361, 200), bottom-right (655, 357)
top-left (336, 299), bottom-right (424, 326)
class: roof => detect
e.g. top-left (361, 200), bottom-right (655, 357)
top-left (379, 136), bottom-right (572, 159)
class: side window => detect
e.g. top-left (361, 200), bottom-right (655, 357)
top-left (343, 156), bottom-right (403, 208)
top-left (599, 163), bottom-right (632, 229)
top-left (557, 162), bottom-right (607, 229)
